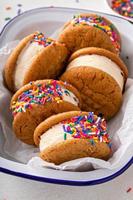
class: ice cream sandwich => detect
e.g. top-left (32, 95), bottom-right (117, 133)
top-left (34, 111), bottom-right (111, 164)
top-left (58, 13), bottom-right (121, 54)
top-left (60, 47), bottom-right (128, 119)
top-left (4, 32), bottom-right (68, 92)
top-left (11, 80), bottom-right (81, 145)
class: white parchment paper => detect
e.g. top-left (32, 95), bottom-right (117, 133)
top-left (0, 41), bottom-right (133, 171)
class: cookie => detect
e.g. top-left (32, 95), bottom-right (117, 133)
top-left (58, 13), bottom-right (121, 54)
top-left (34, 111), bottom-right (111, 165)
top-left (60, 47), bottom-right (128, 120)
top-left (11, 80), bottom-right (81, 145)
top-left (4, 32), bottom-right (68, 92)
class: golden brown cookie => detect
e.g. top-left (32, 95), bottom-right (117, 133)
top-left (58, 13), bottom-right (121, 54)
top-left (34, 111), bottom-right (111, 165)
top-left (60, 47), bottom-right (128, 120)
top-left (4, 32), bottom-right (68, 92)
top-left (11, 80), bottom-right (81, 145)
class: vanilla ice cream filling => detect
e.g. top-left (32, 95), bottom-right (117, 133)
top-left (40, 124), bottom-right (73, 151)
top-left (67, 55), bottom-right (124, 91)
top-left (61, 87), bottom-right (79, 106)
top-left (14, 42), bottom-right (44, 90)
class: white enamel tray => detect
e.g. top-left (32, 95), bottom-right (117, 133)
top-left (0, 7), bottom-right (133, 186)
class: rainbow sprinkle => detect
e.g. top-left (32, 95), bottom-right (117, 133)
top-left (126, 187), bottom-right (132, 193)
top-left (11, 80), bottom-right (66, 116)
top-left (112, 0), bottom-right (133, 19)
top-left (71, 15), bottom-right (120, 52)
top-left (61, 112), bottom-right (110, 145)
top-left (5, 5), bottom-right (12, 10)
top-left (31, 32), bottom-right (54, 47)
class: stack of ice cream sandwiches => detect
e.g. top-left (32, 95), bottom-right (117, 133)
top-left (3, 13), bottom-right (128, 165)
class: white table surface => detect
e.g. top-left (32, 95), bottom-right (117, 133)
top-left (0, 0), bottom-right (133, 200)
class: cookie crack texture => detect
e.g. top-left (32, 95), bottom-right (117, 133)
top-left (82, 88), bottom-right (116, 110)
top-left (60, 67), bottom-right (122, 119)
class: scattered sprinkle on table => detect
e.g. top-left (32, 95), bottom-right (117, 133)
top-left (5, 17), bottom-right (11, 21)
top-left (17, 4), bottom-right (22, 7)
top-left (112, 0), bottom-right (133, 19)
top-left (17, 8), bottom-right (21, 15)
top-left (126, 187), bottom-right (132, 193)
top-left (5, 5), bottom-right (12, 10)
